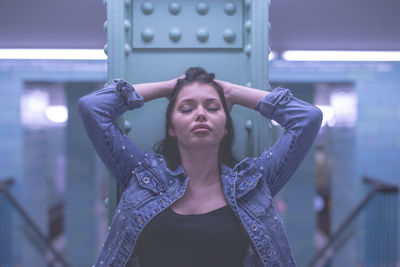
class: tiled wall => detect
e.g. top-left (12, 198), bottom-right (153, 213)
top-left (270, 60), bottom-right (400, 266)
top-left (0, 60), bottom-right (107, 267)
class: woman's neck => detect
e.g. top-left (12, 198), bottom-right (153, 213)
top-left (178, 146), bottom-right (220, 187)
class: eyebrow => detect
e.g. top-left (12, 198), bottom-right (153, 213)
top-left (179, 98), bottom-right (220, 104)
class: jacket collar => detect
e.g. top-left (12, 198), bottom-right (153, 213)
top-left (140, 153), bottom-right (261, 198)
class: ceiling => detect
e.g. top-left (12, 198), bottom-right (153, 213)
top-left (1, 0), bottom-right (399, 51)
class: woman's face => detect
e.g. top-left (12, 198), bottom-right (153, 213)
top-left (168, 82), bottom-right (227, 150)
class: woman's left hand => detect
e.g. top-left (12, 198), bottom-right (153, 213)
top-left (215, 79), bottom-right (234, 112)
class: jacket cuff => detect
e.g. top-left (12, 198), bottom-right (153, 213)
top-left (254, 87), bottom-right (293, 119)
top-left (114, 78), bottom-right (144, 110)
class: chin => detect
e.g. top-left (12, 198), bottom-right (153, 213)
top-left (182, 140), bottom-right (219, 150)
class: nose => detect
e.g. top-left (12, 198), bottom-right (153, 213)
top-left (194, 106), bottom-right (207, 121)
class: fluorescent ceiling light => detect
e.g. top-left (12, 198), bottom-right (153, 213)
top-left (282, 50), bottom-right (400, 62)
top-left (0, 49), bottom-right (107, 60)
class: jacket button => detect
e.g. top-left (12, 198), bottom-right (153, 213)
top-left (251, 224), bottom-right (257, 231)
top-left (143, 177), bottom-right (151, 183)
top-left (136, 216), bottom-right (144, 224)
top-left (267, 248), bottom-right (273, 256)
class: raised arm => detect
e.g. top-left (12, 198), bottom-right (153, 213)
top-left (218, 81), bottom-right (323, 197)
top-left (77, 78), bottom-right (176, 189)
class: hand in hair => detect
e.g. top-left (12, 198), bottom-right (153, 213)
top-left (215, 79), bottom-right (234, 113)
top-left (165, 75), bottom-right (185, 100)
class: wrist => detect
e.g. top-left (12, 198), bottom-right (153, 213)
top-left (229, 83), bottom-right (269, 109)
top-left (227, 83), bottom-right (242, 105)
top-left (163, 79), bottom-right (176, 97)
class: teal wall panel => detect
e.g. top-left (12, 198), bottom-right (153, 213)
top-left (0, 75), bottom-right (24, 267)
top-left (65, 82), bottom-right (101, 266)
top-left (0, 194), bottom-right (12, 266)
top-left (131, 0), bottom-right (243, 48)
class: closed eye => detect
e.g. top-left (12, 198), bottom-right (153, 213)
top-left (179, 107), bottom-right (220, 113)
top-left (180, 108), bottom-right (192, 113)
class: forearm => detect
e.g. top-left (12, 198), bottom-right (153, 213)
top-left (255, 88), bottom-right (323, 196)
top-left (227, 84), bottom-right (269, 110)
top-left (133, 80), bottom-right (174, 103)
top-left (78, 79), bottom-right (146, 188)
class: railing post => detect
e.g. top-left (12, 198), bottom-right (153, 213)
top-left (308, 176), bottom-right (398, 267)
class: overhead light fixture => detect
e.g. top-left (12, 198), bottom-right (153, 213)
top-left (0, 49), bottom-right (107, 60)
top-left (281, 50), bottom-right (400, 62)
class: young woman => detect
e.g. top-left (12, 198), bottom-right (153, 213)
top-left (78, 67), bottom-right (322, 267)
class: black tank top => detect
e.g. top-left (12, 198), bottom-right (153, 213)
top-left (135, 204), bottom-right (250, 267)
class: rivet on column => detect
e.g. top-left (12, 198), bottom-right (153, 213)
top-left (196, 2), bottom-right (209, 15)
top-left (169, 27), bottom-right (182, 42)
top-left (244, 44), bottom-right (252, 56)
top-left (169, 2), bottom-right (181, 15)
top-left (223, 27), bottom-right (236, 43)
top-left (246, 82), bottom-right (252, 87)
top-left (268, 22), bottom-right (271, 31)
top-left (245, 20), bottom-right (252, 32)
top-left (124, 0), bottom-right (131, 8)
top-left (124, 43), bottom-right (132, 56)
top-left (103, 44), bottom-right (108, 55)
top-left (124, 20), bottom-right (131, 32)
top-left (103, 21), bottom-right (108, 32)
top-left (196, 27), bottom-right (209, 42)
top-left (245, 120), bottom-right (252, 131)
top-left (245, 0), bottom-right (251, 9)
top-left (141, 27), bottom-right (155, 42)
top-left (141, 1), bottom-right (155, 15)
top-left (103, 0), bottom-right (107, 7)
top-left (224, 2), bottom-right (237, 15)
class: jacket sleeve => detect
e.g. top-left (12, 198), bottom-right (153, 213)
top-left (77, 79), bottom-right (145, 190)
top-left (254, 87), bottom-right (323, 197)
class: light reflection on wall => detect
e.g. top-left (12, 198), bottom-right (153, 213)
top-left (45, 105), bottom-right (68, 123)
top-left (329, 90), bottom-right (357, 127)
top-left (315, 83), bottom-right (357, 128)
top-left (21, 83), bottom-right (68, 128)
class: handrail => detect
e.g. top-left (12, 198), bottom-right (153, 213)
top-left (308, 176), bottom-right (398, 267)
top-left (0, 177), bottom-right (70, 267)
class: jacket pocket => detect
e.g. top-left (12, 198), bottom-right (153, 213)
top-left (120, 177), bottom-right (156, 208)
top-left (238, 178), bottom-right (273, 217)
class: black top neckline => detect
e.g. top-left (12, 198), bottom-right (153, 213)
top-left (136, 203), bottom-right (250, 267)
top-left (168, 204), bottom-right (230, 216)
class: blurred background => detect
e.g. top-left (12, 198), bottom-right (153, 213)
top-left (0, 0), bottom-right (399, 266)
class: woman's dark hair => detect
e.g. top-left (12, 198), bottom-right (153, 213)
top-left (154, 67), bottom-right (238, 170)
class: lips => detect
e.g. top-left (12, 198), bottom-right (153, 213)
top-left (192, 123), bottom-right (212, 132)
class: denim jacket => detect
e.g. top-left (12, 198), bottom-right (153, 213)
top-left (78, 79), bottom-right (322, 267)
